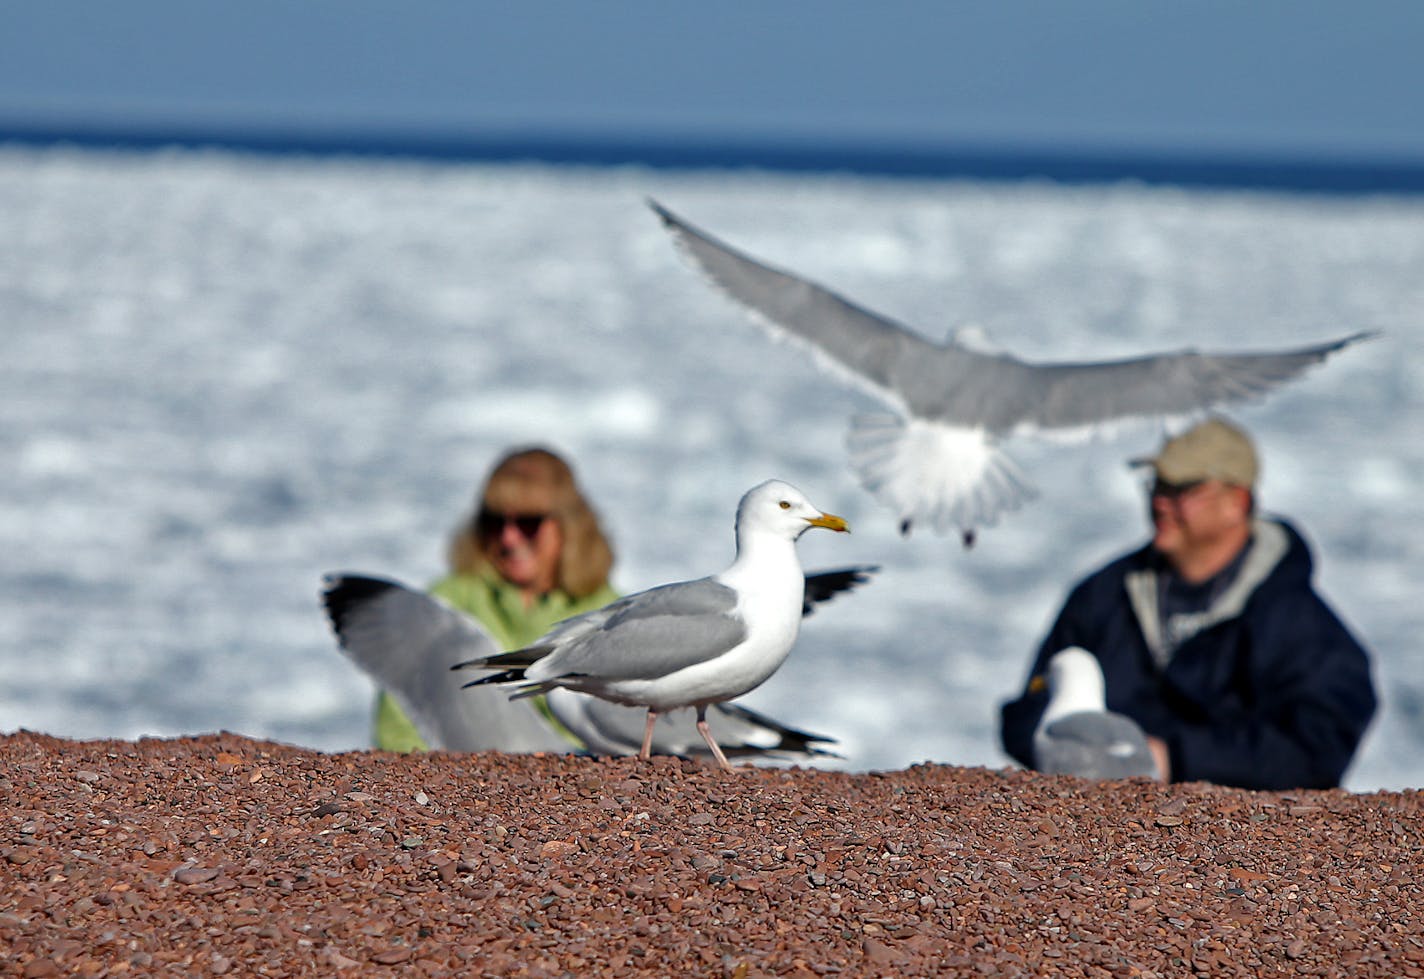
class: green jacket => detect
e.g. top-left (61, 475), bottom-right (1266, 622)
top-left (373, 568), bottom-right (619, 752)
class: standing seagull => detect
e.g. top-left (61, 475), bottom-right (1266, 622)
top-left (453, 479), bottom-right (849, 772)
top-left (1033, 647), bottom-right (1159, 781)
top-left (650, 200), bottom-right (1371, 546)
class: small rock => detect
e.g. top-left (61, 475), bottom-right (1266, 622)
top-left (862, 937), bottom-right (899, 965)
top-left (322, 947), bottom-right (362, 970)
top-left (540, 840), bottom-right (578, 859)
top-left (173, 866), bottom-right (221, 885)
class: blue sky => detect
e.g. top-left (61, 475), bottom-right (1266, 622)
top-left (5, 1), bottom-right (1424, 161)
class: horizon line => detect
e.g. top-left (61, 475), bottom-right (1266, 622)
top-left (5, 121), bottom-right (1424, 195)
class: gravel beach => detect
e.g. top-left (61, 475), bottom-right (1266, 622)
top-left (2, 731), bottom-right (1420, 977)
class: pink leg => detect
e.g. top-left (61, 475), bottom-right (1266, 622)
top-left (639, 708), bottom-right (659, 760)
top-left (696, 705), bottom-right (734, 773)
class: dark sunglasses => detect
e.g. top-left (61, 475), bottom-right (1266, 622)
top-left (1149, 478), bottom-right (1206, 500)
top-left (476, 509), bottom-right (551, 538)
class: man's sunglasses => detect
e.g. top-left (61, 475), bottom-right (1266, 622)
top-left (476, 509), bottom-right (551, 538)
top-left (1149, 478), bottom-right (1206, 500)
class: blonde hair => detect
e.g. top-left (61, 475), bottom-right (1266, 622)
top-left (447, 447), bottom-right (614, 599)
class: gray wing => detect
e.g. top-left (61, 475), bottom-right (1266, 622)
top-left (975, 334), bottom-right (1374, 434)
top-left (1033, 710), bottom-right (1159, 781)
top-left (528, 574), bottom-right (737, 648)
top-left (652, 200), bottom-right (1371, 435)
top-left (544, 689), bottom-right (839, 761)
top-left (528, 577), bottom-right (748, 683)
top-left (651, 199), bottom-right (946, 406)
top-left (321, 575), bottom-right (570, 753)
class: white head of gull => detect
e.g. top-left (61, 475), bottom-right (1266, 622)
top-left (453, 479), bottom-right (849, 772)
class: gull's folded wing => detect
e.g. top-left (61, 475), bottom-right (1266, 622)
top-left (1034, 711), bottom-right (1158, 781)
top-left (519, 578), bottom-right (748, 684)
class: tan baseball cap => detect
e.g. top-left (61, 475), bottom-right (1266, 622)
top-left (1130, 417), bottom-right (1259, 488)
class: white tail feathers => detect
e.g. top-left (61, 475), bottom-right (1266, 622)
top-left (846, 413), bottom-right (1037, 537)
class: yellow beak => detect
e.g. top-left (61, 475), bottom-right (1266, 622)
top-left (806, 511), bottom-right (850, 533)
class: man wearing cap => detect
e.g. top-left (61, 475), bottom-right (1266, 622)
top-left (999, 416), bottom-right (1376, 790)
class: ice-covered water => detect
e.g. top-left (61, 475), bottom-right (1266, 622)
top-left (3, 144), bottom-right (1421, 790)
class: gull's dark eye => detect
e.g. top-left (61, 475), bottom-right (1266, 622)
top-left (779, 500), bottom-right (791, 510)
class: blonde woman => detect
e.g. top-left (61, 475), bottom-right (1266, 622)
top-left (375, 447), bottom-right (618, 751)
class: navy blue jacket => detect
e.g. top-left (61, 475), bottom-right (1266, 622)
top-left (1001, 519), bottom-right (1375, 790)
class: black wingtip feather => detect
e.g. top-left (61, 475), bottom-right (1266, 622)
top-left (801, 565), bottom-right (881, 617)
top-left (460, 668), bottom-right (526, 688)
top-left (320, 573), bottom-right (401, 640)
top-left (715, 702), bottom-right (842, 758)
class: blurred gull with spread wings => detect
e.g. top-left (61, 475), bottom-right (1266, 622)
top-left (323, 564), bottom-right (875, 762)
top-left (650, 200), bottom-right (1370, 546)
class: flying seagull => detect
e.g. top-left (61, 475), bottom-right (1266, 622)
top-left (453, 479), bottom-right (850, 772)
top-left (650, 199), bottom-right (1371, 546)
top-left (322, 564), bottom-right (876, 761)
top-left (1032, 647), bottom-right (1159, 781)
